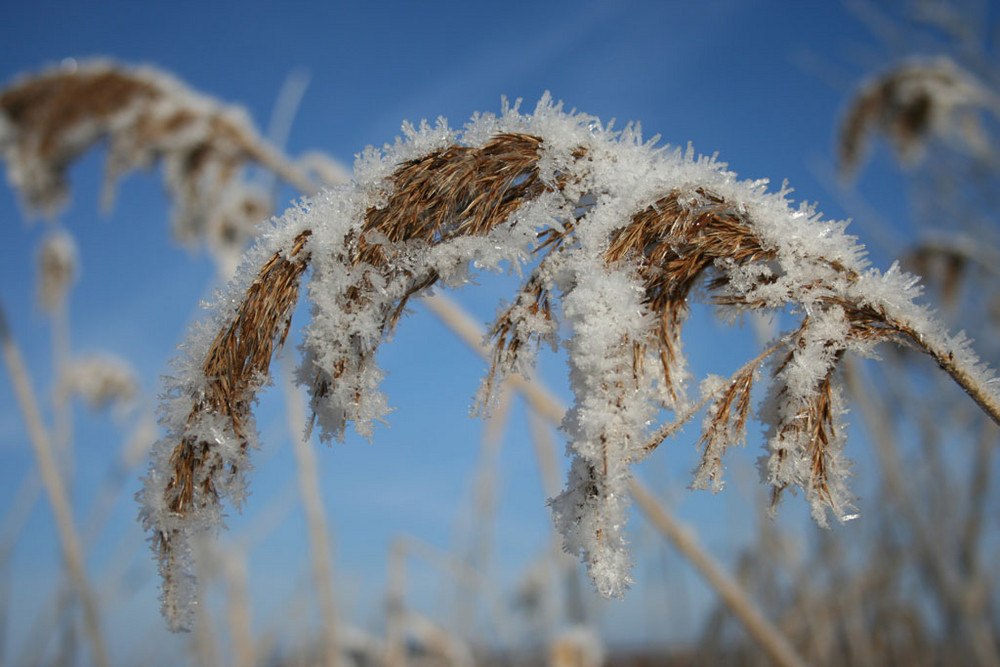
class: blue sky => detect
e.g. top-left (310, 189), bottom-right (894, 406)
top-left (0, 0), bottom-right (925, 662)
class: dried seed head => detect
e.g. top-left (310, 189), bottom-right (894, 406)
top-left (838, 57), bottom-right (999, 177)
top-left (139, 99), bottom-right (1000, 630)
top-left (61, 353), bottom-right (138, 417)
top-left (36, 228), bottom-right (78, 313)
top-left (0, 60), bottom-right (345, 270)
top-left (164, 230), bottom-right (311, 523)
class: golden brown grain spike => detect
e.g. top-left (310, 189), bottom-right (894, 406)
top-left (162, 230), bottom-right (312, 522)
top-left (694, 366), bottom-right (756, 491)
top-left (604, 188), bottom-right (774, 401)
top-left (482, 272), bottom-right (553, 402)
top-left (362, 133), bottom-right (547, 249)
top-left (292, 134), bottom-right (552, 420)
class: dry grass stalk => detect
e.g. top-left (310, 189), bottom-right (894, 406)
top-left (222, 551), bottom-right (254, 667)
top-left (144, 103), bottom-right (1000, 628)
top-left (629, 478), bottom-right (809, 667)
top-left (424, 293), bottom-right (565, 426)
top-left (280, 354), bottom-right (342, 667)
top-left (0, 304), bottom-right (109, 667)
top-left (37, 229), bottom-right (77, 474)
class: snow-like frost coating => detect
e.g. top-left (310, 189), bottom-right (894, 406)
top-left (139, 94), bottom-right (1000, 630)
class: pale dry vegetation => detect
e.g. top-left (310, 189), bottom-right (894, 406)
top-left (1, 4), bottom-right (999, 663)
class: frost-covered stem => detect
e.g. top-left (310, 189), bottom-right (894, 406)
top-left (919, 336), bottom-right (1000, 427)
top-left (281, 355), bottom-right (342, 667)
top-left (0, 304), bottom-right (109, 667)
top-left (629, 478), bottom-right (808, 667)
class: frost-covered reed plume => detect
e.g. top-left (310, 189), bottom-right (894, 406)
top-left (0, 59), bottom-right (337, 270)
top-left (838, 56), bottom-right (1000, 177)
top-left (136, 95), bottom-right (1000, 631)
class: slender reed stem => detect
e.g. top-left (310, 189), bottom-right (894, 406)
top-left (454, 385), bottom-right (511, 637)
top-left (421, 293), bottom-right (807, 666)
top-left (224, 551), bottom-right (255, 667)
top-left (921, 338), bottom-right (1000, 427)
top-left (422, 293), bottom-right (564, 424)
top-left (0, 303), bottom-right (109, 667)
top-left (844, 357), bottom-right (1000, 667)
top-left (629, 478), bottom-right (808, 667)
top-left (192, 550), bottom-right (222, 667)
top-left (50, 302), bottom-right (73, 472)
top-left (281, 354), bottom-right (342, 667)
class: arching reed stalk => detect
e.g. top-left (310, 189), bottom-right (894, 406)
top-left (131, 95), bottom-right (1000, 630)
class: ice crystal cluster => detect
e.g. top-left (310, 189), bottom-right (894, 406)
top-left (137, 95), bottom-right (1000, 631)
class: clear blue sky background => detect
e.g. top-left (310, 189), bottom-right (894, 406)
top-left (0, 0), bottom-right (924, 662)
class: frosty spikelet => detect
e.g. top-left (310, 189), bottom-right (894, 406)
top-left (139, 95), bottom-right (1000, 630)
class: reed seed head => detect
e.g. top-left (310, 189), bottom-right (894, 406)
top-left (36, 228), bottom-right (78, 313)
top-left (137, 97), bottom-right (1000, 629)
